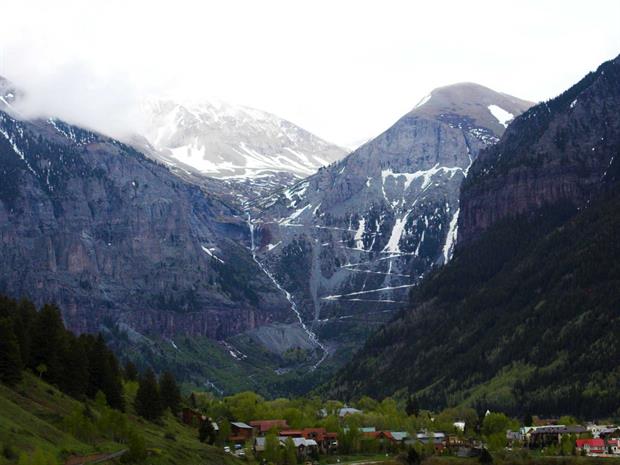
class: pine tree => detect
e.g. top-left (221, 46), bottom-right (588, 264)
top-left (199, 419), bottom-right (217, 444)
top-left (13, 299), bottom-right (37, 366)
top-left (159, 371), bottom-right (181, 415)
top-left (479, 448), bottom-right (493, 464)
top-left (86, 334), bottom-right (124, 411)
top-left (124, 361), bottom-right (138, 381)
top-left (406, 395), bottom-right (420, 417)
top-left (104, 351), bottom-right (125, 411)
top-left (406, 447), bottom-right (421, 465)
top-left (135, 368), bottom-right (163, 422)
top-left (30, 304), bottom-right (65, 383)
top-left (0, 318), bottom-right (23, 385)
top-left (58, 334), bottom-right (89, 398)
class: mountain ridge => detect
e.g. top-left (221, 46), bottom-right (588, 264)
top-left (459, 55), bottom-right (620, 244)
top-left (322, 54), bottom-right (620, 417)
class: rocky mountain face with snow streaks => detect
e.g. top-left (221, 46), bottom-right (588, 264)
top-left (251, 83), bottom-right (532, 358)
top-left (323, 55), bottom-right (620, 415)
top-left (0, 87), bottom-right (293, 340)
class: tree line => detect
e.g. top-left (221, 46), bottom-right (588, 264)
top-left (0, 294), bottom-right (181, 422)
top-left (0, 295), bottom-right (125, 410)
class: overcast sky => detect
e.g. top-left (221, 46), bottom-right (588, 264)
top-left (1, 0), bottom-right (620, 147)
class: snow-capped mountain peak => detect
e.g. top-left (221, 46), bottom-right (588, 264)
top-left (142, 98), bottom-right (346, 179)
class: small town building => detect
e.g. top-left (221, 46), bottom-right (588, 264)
top-left (526, 425), bottom-right (587, 448)
top-left (230, 421), bottom-right (254, 443)
top-left (416, 431), bottom-right (446, 451)
top-left (363, 431), bottom-right (397, 444)
top-left (599, 428), bottom-right (620, 439)
top-left (254, 436), bottom-right (319, 457)
top-left (338, 407), bottom-right (362, 418)
top-left (300, 428), bottom-right (338, 452)
top-left (181, 407), bottom-right (204, 426)
top-left (576, 438), bottom-right (605, 455)
top-left (586, 424), bottom-right (618, 438)
top-left (607, 438), bottom-right (620, 455)
top-left (390, 432), bottom-right (409, 444)
top-left (250, 419), bottom-right (289, 436)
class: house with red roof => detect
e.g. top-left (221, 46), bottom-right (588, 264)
top-left (576, 438), bottom-right (605, 455)
top-left (250, 420), bottom-right (289, 436)
top-left (607, 438), bottom-right (620, 455)
top-left (278, 428), bottom-right (338, 452)
top-left (364, 431), bottom-right (396, 443)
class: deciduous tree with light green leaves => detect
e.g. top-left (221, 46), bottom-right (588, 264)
top-left (284, 437), bottom-right (297, 465)
top-left (264, 431), bottom-right (281, 464)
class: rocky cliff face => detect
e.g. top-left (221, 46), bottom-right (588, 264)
top-left (459, 55), bottom-right (620, 244)
top-left (0, 89), bottom-right (291, 339)
top-left (252, 83), bottom-right (532, 360)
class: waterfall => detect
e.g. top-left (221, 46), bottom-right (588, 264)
top-left (247, 213), bottom-right (328, 369)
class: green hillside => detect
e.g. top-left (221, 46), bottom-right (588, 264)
top-left (0, 372), bottom-right (240, 465)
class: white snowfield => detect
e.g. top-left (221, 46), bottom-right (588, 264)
top-left (382, 165), bottom-right (463, 192)
top-left (488, 104), bottom-right (514, 128)
top-left (142, 98), bottom-right (346, 179)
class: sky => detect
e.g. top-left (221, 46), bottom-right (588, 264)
top-left (1, 0), bottom-right (620, 147)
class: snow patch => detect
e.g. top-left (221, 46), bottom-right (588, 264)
top-left (0, 125), bottom-right (37, 176)
top-left (322, 284), bottom-right (415, 299)
top-left (201, 245), bottom-right (224, 263)
top-left (488, 105), bottom-right (514, 128)
top-left (354, 217), bottom-right (366, 250)
top-left (382, 164), bottom-right (463, 192)
top-left (442, 208), bottom-right (459, 263)
top-left (383, 212), bottom-right (410, 253)
top-left (280, 203), bottom-right (312, 225)
top-left (415, 93), bottom-right (432, 108)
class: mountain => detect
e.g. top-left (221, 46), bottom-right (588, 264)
top-left (323, 54), bottom-right (620, 417)
top-left (251, 83), bottom-right (532, 364)
top-left (0, 78), bottom-right (351, 395)
top-left (459, 60), bottom-right (620, 244)
top-left (140, 99), bottom-right (347, 203)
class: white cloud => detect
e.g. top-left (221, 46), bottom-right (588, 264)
top-left (1, 0), bottom-right (619, 145)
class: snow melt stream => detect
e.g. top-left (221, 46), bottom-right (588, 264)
top-left (247, 213), bottom-right (328, 369)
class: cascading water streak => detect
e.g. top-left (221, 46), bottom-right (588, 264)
top-left (247, 213), bottom-right (328, 369)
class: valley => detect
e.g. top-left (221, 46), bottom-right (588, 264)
top-left (1, 5), bottom-right (619, 464)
